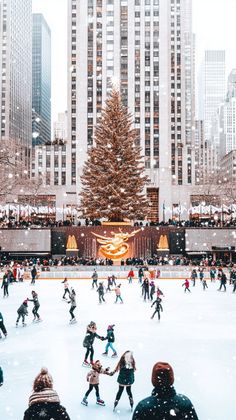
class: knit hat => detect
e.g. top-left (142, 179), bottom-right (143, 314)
top-left (152, 362), bottom-right (174, 387)
top-left (107, 324), bottom-right (115, 330)
top-left (23, 299), bottom-right (28, 305)
top-left (33, 368), bottom-right (53, 392)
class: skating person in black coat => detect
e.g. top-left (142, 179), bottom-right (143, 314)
top-left (151, 297), bottom-right (163, 320)
top-left (0, 312), bottom-right (7, 338)
top-left (28, 291), bottom-right (41, 321)
top-left (0, 366), bottom-right (3, 386)
top-left (23, 368), bottom-right (70, 420)
top-left (218, 272), bottom-right (227, 291)
top-left (132, 362), bottom-right (198, 420)
top-left (142, 279), bottom-right (150, 301)
top-left (97, 282), bottom-right (106, 304)
top-left (31, 266), bottom-right (37, 285)
top-left (16, 300), bottom-right (28, 327)
top-left (1, 272), bottom-right (10, 297)
top-left (83, 321), bottom-right (104, 366)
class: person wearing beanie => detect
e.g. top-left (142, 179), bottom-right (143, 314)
top-left (23, 367), bottom-right (70, 420)
top-left (102, 325), bottom-right (117, 357)
top-left (132, 362), bottom-right (199, 420)
top-left (182, 278), bottom-right (191, 293)
top-left (16, 300), bottom-right (28, 327)
top-left (81, 360), bottom-right (110, 407)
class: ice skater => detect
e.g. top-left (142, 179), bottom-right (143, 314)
top-left (111, 274), bottom-right (117, 286)
top-left (218, 272), bottom-right (227, 292)
top-left (106, 276), bottom-right (112, 292)
top-left (1, 271), bottom-right (10, 298)
top-left (142, 278), bottom-right (150, 301)
top-left (103, 325), bottom-right (117, 357)
top-left (138, 267), bottom-right (144, 284)
top-left (191, 269), bottom-right (197, 286)
top-left (31, 266), bottom-right (37, 285)
top-left (156, 286), bottom-right (164, 298)
top-left (16, 300), bottom-right (28, 327)
top-left (233, 278), bottom-right (236, 293)
top-left (82, 321), bottom-right (104, 367)
top-left (91, 270), bottom-right (98, 289)
top-left (202, 278), bottom-right (208, 290)
top-left (111, 351), bottom-right (136, 412)
top-left (97, 282), bottom-right (106, 304)
top-left (68, 288), bottom-right (77, 324)
top-left (150, 281), bottom-right (155, 301)
top-left (182, 279), bottom-right (191, 293)
top-left (0, 311), bottom-right (7, 338)
top-left (81, 360), bottom-right (110, 407)
top-left (113, 284), bottom-right (123, 303)
top-left (127, 269), bottom-right (135, 284)
top-left (28, 291), bottom-right (41, 322)
top-left (62, 278), bottom-right (70, 300)
top-left (151, 297), bottom-right (163, 321)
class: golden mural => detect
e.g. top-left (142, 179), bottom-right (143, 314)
top-left (157, 234), bottom-right (169, 251)
top-left (92, 229), bottom-right (140, 260)
top-left (66, 235), bottom-right (78, 251)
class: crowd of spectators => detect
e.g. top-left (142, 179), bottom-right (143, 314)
top-left (1, 217), bottom-right (236, 229)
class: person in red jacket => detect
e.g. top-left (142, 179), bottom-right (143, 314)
top-left (182, 279), bottom-right (191, 293)
top-left (127, 269), bottom-right (135, 284)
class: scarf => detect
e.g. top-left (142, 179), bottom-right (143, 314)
top-left (29, 388), bottom-right (60, 407)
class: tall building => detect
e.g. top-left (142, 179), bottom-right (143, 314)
top-left (32, 13), bottom-right (51, 145)
top-left (68, 0), bottom-right (195, 221)
top-left (53, 111), bottom-right (68, 141)
top-left (0, 0), bottom-right (32, 163)
top-left (204, 50), bottom-right (226, 143)
top-left (219, 70), bottom-right (236, 158)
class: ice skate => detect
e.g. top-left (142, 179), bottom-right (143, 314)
top-left (36, 318), bottom-right (42, 322)
top-left (81, 397), bottom-right (88, 406)
top-left (96, 398), bottom-right (105, 406)
top-left (113, 400), bottom-right (119, 412)
top-left (102, 351), bottom-right (108, 356)
top-left (111, 352), bottom-right (118, 358)
top-left (70, 318), bottom-right (77, 324)
top-left (82, 360), bottom-right (91, 368)
top-left (16, 323), bottom-right (18, 328)
top-left (23, 323), bottom-right (27, 327)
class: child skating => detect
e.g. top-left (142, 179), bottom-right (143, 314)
top-left (182, 279), bottom-right (191, 293)
top-left (151, 297), bottom-right (163, 321)
top-left (202, 278), bottom-right (208, 290)
top-left (68, 288), bottom-right (77, 324)
top-left (82, 321), bottom-right (104, 367)
top-left (81, 360), bottom-right (110, 407)
top-left (28, 291), bottom-right (41, 322)
top-left (16, 300), bottom-right (28, 327)
top-left (113, 284), bottom-right (123, 303)
top-left (103, 325), bottom-right (117, 357)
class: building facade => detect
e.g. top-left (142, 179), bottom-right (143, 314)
top-left (220, 150), bottom-right (236, 183)
top-left (0, 0), bottom-right (32, 166)
top-left (67, 0), bottom-right (195, 221)
top-left (53, 111), bottom-right (68, 141)
top-left (203, 50), bottom-right (225, 144)
top-left (32, 13), bottom-right (51, 145)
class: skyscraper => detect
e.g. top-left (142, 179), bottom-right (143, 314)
top-left (0, 0), bottom-right (32, 161)
top-left (68, 0), bottom-right (195, 221)
top-left (32, 13), bottom-right (51, 145)
top-left (204, 50), bottom-right (225, 143)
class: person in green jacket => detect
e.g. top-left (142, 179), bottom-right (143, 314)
top-left (132, 362), bottom-right (199, 420)
top-left (110, 350), bottom-right (136, 412)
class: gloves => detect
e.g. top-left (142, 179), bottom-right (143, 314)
top-left (101, 337), bottom-right (105, 341)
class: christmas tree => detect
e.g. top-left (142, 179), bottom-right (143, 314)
top-left (80, 89), bottom-right (149, 222)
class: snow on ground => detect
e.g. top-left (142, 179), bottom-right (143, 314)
top-left (0, 277), bottom-right (236, 420)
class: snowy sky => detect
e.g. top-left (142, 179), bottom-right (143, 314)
top-left (32, 0), bottom-right (236, 122)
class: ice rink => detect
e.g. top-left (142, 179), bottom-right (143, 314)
top-left (0, 277), bottom-right (236, 420)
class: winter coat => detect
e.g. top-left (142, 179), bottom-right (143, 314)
top-left (221, 274), bottom-right (227, 284)
top-left (132, 386), bottom-right (199, 420)
top-left (0, 367), bottom-right (3, 385)
top-left (117, 367), bottom-right (135, 386)
top-left (28, 296), bottom-right (40, 309)
top-left (17, 304), bottom-right (28, 316)
top-left (68, 293), bottom-right (76, 307)
top-left (83, 329), bottom-right (102, 348)
top-left (0, 312), bottom-right (4, 323)
top-left (97, 284), bottom-right (105, 295)
top-left (105, 329), bottom-right (115, 343)
top-left (1, 276), bottom-right (9, 287)
top-left (151, 299), bottom-right (163, 312)
top-left (23, 389), bottom-right (70, 420)
top-left (87, 367), bottom-right (109, 385)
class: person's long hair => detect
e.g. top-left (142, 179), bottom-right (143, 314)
top-left (114, 351), bottom-right (136, 372)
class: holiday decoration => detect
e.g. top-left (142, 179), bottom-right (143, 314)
top-left (66, 235), bottom-right (78, 251)
top-left (80, 89), bottom-right (149, 222)
top-left (92, 229), bottom-right (140, 260)
top-left (157, 235), bottom-right (169, 251)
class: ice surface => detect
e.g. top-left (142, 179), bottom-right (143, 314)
top-left (0, 278), bottom-right (236, 420)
